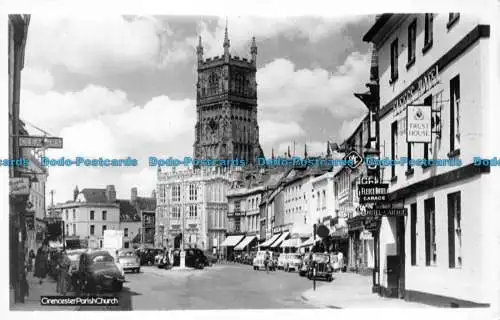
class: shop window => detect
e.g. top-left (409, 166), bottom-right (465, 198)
top-left (410, 203), bottom-right (417, 266)
top-left (423, 13), bottom-right (433, 53)
top-left (447, 192), bottom-right (462, 268)
top-left (449, 75), bottom-right (461, 155)
top-left (390, 38), bottom-right (399, 82)
top-left (424, 198), bottom-right (436, 266)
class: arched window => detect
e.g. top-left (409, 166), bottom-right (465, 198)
top-left (208, 72), bottom-right (219, 95)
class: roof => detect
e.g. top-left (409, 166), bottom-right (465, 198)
top-left (134, 197), bottom-right (156, 211)
top-left (362, 14), bottom-right (393, 42)
top-left (116, 200), bottom-right (141, 222)
top-left (80, 188), bottom-right (109, 203)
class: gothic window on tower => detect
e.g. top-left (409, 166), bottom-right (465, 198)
top-left (208, 72), bottom-right (219, 95)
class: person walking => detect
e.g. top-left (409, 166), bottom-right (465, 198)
top-left (337, 250), bottom-right (344, 273)
top-left (56, 251), bottom-right (71, 296)
top-left (34, 242), bottom-right (49, 285)
top-left (264, 250), bottom-right (270, 274)
top-left (27, 249), bottom-right (35, 272)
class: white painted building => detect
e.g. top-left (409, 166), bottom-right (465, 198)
top-left (364, 13), bottom-right (493, 306)
top-left (156, 166), bottom-right (234, 252)
top-left (58, 185), bottom-right (120, 249)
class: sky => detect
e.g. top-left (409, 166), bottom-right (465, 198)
top-left (19, 15), bottom-right (375, 203)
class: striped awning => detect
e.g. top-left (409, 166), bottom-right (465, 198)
top-left (234, 236), bottom-right (257, 251)
top-left (259, 233), bottom-right (281, 248)
top-left (281, 238), bottom-right (303, 248)
top-left (220, 235), bottom-right (244, 247)
top-left (271, 232), bottom-right (290, 248)
top-left (299, 236), bottom-right (320, 248)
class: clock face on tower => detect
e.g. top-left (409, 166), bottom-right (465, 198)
top-left (208, 118), bottom-right (218, 132)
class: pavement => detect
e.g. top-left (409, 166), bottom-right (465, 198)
top-left (300, 272), bottom-right (432, 309)
top-left (10, 272), bottom-right (79, 311)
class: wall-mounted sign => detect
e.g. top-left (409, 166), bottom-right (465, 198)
top-left (10, 177), bottom-right (30, 196)
top-left (358, 184), bottom-right (389, 204)
top-left (364, 208), bottom-right (407, 217)
top-left (343, 150), bottom-right (364, 170)
top-left (407, 105), bottom-right (432, 143)
top-left (18, 136), bottom-right (63, 149)
top-left (392, 65), bottom-right (440, 117)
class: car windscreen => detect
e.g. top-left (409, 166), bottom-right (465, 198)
top-left (312, 254), bottom-right (329, 263)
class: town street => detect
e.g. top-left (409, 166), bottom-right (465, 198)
top-left (77, 264), bottom-right (321, 310)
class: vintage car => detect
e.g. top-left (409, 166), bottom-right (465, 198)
top-left (139, 248), bottom-right (164, 266)
top-left (117, 249), bottom-right (140, 273)
top-left (252, 251), bottom-right (276, 271)
top-left (307, 253), bottom-right (333, 282)
top-left (76, 250), bottom-right (125, 293)
top-left (171, 248), bottom-right (205, 269)
top-left (284, 253), bottom-right (302, 272)
top-left (277, 253), bottom-right (288, 270)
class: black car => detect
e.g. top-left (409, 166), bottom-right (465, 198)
top-left (172, 248), bottom-right (205, 269)
top-left (75, 251), bottom-right (125, 293)
top-left (307, 253), bottom-right (333, 282)
top-left (139, 248), bottom-right (164, 266)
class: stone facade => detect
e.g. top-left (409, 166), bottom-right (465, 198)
top-left (193, 27), bottom-right (263, 164)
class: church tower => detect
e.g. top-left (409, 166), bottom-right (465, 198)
top-left (194, 22), bottom-right (264, 164)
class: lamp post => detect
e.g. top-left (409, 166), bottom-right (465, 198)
top-left (180, 177), bottom-right (186, 268)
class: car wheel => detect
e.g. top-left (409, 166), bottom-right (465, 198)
top-left (147, 260), bottom-right (153, 266)
top-left (113, 281), bottom-right (123, 292)
top-left (328, 276), bottom-right (333, 282)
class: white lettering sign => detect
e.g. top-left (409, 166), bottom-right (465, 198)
top-left (407, 105), bottom-right (432, 143)
top-left (10, 178), bottom-right (30, 196)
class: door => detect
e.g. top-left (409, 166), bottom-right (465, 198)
top-left (396, 216), bottom-right (406, 298)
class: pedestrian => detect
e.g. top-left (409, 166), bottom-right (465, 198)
top-left (34, 242), bottom-right (49, 285)
top-left (27, 249), bottom-right (35, 272)
top-left (338, 250), bottom-right (344, 273)
top-left (264, 250), bottom-right (270, 274)
top-left (56, 251), bottom-right (71, 296)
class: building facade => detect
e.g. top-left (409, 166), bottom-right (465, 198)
top-left (156, 166), bottom-right (234, 252)
top-left (364, 13), bottom-right (493, 306)
top-left (193, 26), bottom-right (264, 164)
top-left (58, 185), bottom-right (120, 249)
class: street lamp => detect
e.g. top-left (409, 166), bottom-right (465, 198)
top-left (180, 177), bottom-right (186, 268)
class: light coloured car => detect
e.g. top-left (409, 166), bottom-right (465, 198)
top-left (284, 253), bottom-right (302, 272)
top-left (252, 251), bottom-right (276, 271)
top-left (277, 253), bottom-right (288, 270)
top-left (117, 249), bottom-right (140, 273)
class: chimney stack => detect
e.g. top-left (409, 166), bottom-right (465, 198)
top-left (131, 187), bottom-right (138, 202)
top-left (105, 185), bottom-right (116, 202)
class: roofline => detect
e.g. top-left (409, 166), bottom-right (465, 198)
top-left (362, 14), bottom-right (393, 42)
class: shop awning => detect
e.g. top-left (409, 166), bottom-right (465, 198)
top-left (234, 236), bottom-right (257, 251)
top-left (299, 236), bottom-right (320, 248)
top-left (259, 233), bottom-right (281, 248)
top-left (271, 232), bottom-right (290, 248)
top-left (281, 238), bottom-right (303, 248)
top-left (220, 235), bottom-right (244, 247)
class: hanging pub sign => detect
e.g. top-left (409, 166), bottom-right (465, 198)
top-left (363, 208), bottom-right (407, 217)
top-left (407, 105), bottom-right (432, 143)
top-left (358, 183), bottom-right (389, 204)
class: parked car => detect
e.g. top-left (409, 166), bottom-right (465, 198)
top-left (253, 251), bottom-right (276, 271)
top-left (284, 253), bottom-right (302, 272)
top-left (307, 253), bottom-right (333, 282)
top-left (171, 248), bottom-right (205, 269)
top-left (192, 248), bottom-right (210, 267)
top-left (277, 253), bottom-right (288, 270)
top-left (117, 249), bottom-right (140, 273)
top-left (139, 248), bottom-right (164, 266)
top-left (75, 251), bottom-right (125, 293)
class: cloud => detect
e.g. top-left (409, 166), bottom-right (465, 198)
top-left (20, 85), bottom-right (134, 134)
top-left (257, 52), bottom-right (370, 120)
top-left (22, 67), bottom-right (54, 93)
top-left (26, 15), bottom-right (162, 75)
top-left (197, 16), bottom-right (364, 59)
top-left (259, 120), bottom-right (304, 145)
top-left (338, 115), bottom-right (366, 141)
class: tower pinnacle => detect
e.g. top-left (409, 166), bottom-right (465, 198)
top-left (250, 36), bottom-right (257, 63)
top-left (223, 17), bottom-right (230, 56)
top-left (196, 35), bottom-right (204, 62)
